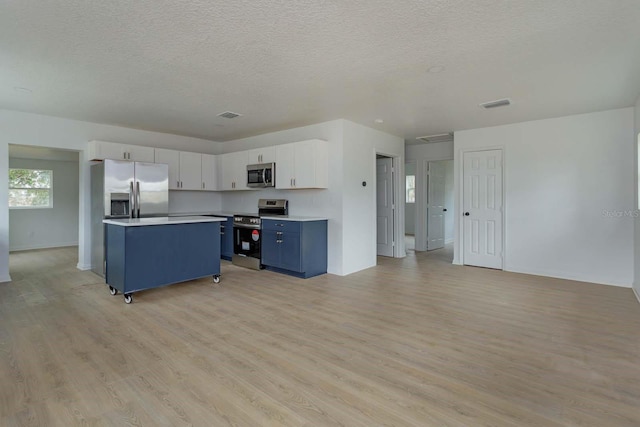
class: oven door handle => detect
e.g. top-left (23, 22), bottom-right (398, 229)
top-left (233, 224), bottom-right (261, 230)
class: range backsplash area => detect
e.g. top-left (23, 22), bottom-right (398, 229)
top-left (221, 188), bottom-right (336, 218)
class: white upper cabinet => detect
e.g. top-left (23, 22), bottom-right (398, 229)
top-left (247, 147), bottom-right (276, 165)
top-left (201, 154), bottom-right (217, 191)
top-left (126, 145), bottom-right (155, 162)
top-left (179, 152), bottom-right (202, 190)
top-left (154, 149), bottom-right (203, 190)
top-left (276, 139), bottom-right (328, 189)
top-left (218, 151), bottom-right (250, 190)
top-left (154, 148), bottom-right (180, 190)
top-left (88, 140), bottom-right (154, 162)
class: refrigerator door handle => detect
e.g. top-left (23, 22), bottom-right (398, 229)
top-left (136, 181), bottom-right (141, 218)
top-left (129, 181), bottom-right (135, 218)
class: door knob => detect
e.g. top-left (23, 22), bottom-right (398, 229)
top-left (443, 208), bottom-right (448, 212)
top-left (464, 212), bottom-right (470, 216)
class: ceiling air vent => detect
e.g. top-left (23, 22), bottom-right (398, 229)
top-left (217, 111), bottom-right (242, 119)
top-left (416, 133), bottom-right (453, 144)
top-left (479, 98), bottom-right (511, 109)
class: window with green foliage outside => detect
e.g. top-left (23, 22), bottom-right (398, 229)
top-left (9, 169), bottom-right (53, 208)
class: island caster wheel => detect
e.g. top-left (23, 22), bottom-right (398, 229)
top-left (213, 275), bottom-right (221, 284)
top-left (124, 294), bottom-right (132, 304)
top-left (109, 286), bottom-right (118, 296)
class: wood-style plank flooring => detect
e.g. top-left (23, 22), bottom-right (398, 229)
top-left (1, 246), bottom-right (639, 426)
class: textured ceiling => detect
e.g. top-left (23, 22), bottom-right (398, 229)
top-left (1, 1), bottom-right (640, 142)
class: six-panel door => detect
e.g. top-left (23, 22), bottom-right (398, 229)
top-left (462, 149), bottom-right (503, 269)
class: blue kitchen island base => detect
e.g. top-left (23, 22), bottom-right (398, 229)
top-left (105, 217), bottom-right (222, 303)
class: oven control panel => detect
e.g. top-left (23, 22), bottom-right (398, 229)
top-left (233, 216), bottom-right (261, 227)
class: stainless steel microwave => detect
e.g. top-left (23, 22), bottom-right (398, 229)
top-left (247, 162), bottom-right (275, 188)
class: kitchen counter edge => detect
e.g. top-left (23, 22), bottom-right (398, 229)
top-left (260, 216), bottom-right (328, 222)
top-left (103, 216), bottom-right (226, 227)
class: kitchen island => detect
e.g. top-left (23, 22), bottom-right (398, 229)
top-left (103, 216), bottom-right (225, 303)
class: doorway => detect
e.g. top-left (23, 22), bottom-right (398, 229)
top-left (376, 155), bottom-right (395, 257)
top-left (8, 145), bottom-right (80, 257)
top-left (404, 161), bottom-right (416, 252)
top-left (425, 159), bottom-right (454, 260)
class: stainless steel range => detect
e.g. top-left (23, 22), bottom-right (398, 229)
top-left (232, 199), bottom-right (288, 270)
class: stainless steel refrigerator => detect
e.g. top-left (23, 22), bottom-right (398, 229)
top-left (91, 159), bottom-right (169, 277)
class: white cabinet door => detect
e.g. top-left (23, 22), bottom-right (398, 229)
top-left (275, 143), bottom-right (295, 189)
top-left (126, 144), bottom-right (155, 162)
top-left (219, 151), bottom-right (249, 190)
top-left (248, 147), bottom-right (276, 164)
top-left (218, 153), bottom-right (234, 191)
top-left (231, 151), bottom-right (249, 190)
top-left (294, 140), bottom-right (318, 189)
top-left (88, 141), bottom-right (127, 161)
top-left (201, 154), bottom-right (217, 191)
top-left (89, 141), bottom-right (155, 162)
top-left (179, 152), bottom-right (202, 190)
top-left (154, 148), bottom-right (180, 190)
top-left (276, 140), bottom-right (327, 189)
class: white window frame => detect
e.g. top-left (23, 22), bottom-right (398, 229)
top-left (9, 168), bottom-right (54, 209)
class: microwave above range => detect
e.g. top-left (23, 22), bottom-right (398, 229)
top-left (247, 162), bottom-right (275, 188)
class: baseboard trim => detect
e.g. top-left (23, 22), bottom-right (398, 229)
top-left (0, 274), bottom-right (12, 283)
top-left (633, 287), bottom-right (640, 305)
top-left (505, 264), bottom-right (631, 288)
top-left (10, 242), bottom-right (78, 252)
top-left (76, 263), bottom-right (92, 271)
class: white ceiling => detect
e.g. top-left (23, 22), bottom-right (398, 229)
top-left (1, 1), bottom-right (639, 142)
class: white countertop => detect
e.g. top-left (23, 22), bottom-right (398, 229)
top-left (168, 211), bottom-right (235, 217)
top-left (104, 216), bottom-right (226, 227)
top-left (261, 215), bottom-right (328, 222)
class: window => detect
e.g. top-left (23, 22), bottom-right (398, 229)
top-left (9, 169), bottom-right (53, 208)
top-left (406, 175), bottom-right (416, 203)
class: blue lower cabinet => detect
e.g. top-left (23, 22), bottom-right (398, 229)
top-left (220, 216), bottom-right (234, 260)
top-left (261, 219), bottom-right (327, 278)
top-left (261, 229), bottom-right (281, 267)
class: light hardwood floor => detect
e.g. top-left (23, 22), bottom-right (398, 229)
top-left (1, 246), bottom-right (639, 426)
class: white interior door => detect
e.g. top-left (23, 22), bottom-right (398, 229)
top-left (376, 157), bottom-right (394, 257)
top-left (462, 149), bottom-right (503, 269)
top-left (427, 161), bottom-right (446, 250)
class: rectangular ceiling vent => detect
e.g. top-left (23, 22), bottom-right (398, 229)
top-left (416, 133), bottom-right (453, 144)
top-left (479, 98), bottom-right (511, 109)
top-left (217, 111), bottom-right (242, 119)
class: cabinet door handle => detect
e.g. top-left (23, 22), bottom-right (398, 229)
top-left (202, 182), bottom-right (205, 189)
top-left (177, 180), bottom-right (180, 188)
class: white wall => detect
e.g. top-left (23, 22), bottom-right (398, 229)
top-left (405, 141), bottom-right (454, 251)
top-left (0, 109), bottom-right (220, 282)
top-left (218, 120), bottom-right (345, 275)
top-left (342, 121), bottom-right (405, 275)
top-left (454, 108), bottom-right (635, 287)
top-left (634, 94), bottom-right (640, 301)
top-left (405, 162), bottom-right (416, 235)
top-left (9, 157), bottom-right (79, 251)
